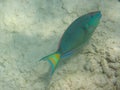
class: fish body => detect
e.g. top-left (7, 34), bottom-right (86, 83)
top-left (40, 11), bottom-right (102, 76)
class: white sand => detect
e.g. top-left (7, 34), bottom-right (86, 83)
top-left (0, 0), bottom-right (120, 90)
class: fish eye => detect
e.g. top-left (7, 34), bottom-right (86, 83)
top-left (91, 15), bottom-right (94, 18)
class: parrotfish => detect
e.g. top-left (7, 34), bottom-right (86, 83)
top-left (40, 11), bottom-right (102, 76)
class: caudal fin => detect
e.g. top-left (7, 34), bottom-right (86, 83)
top-left (40, 52), bottom-right (61, 77)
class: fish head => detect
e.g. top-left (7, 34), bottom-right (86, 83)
top-left (87, 11), bottom-right (102, 27)
top-left (83, 11), bottom-right (102, 34)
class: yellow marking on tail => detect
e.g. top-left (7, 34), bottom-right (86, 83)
top-left (49, 57), bottom-right (56, 66)
top-left (48, 54), bottom-right (60, 67)
top-left (55, 54), bottom-right (60, 59)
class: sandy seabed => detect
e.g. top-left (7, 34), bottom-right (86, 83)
top-left (0, 0), bottom-right (120, 90)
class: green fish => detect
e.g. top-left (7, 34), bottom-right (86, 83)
top-left (40, 11), bottom-right (102, 76)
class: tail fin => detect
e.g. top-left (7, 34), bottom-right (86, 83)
top-left (40, 52), bottom-right (61, 76)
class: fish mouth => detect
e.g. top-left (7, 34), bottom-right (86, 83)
top-left (90, 11), bottom-right (102, 18)
top-left (96, 11), bottom-right (102, 18)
